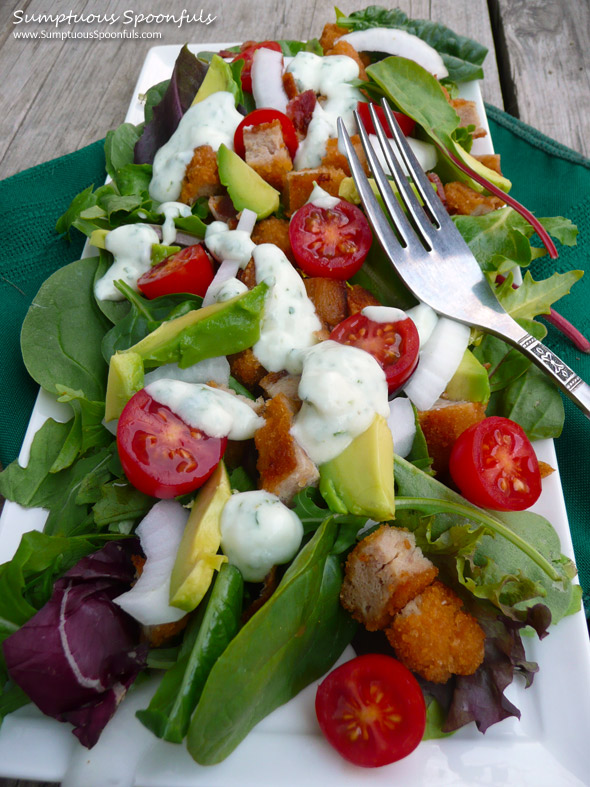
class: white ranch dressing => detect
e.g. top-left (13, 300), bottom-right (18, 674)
top-left (145, 380), bottom-right (264, 440)
top-left (204, 221), bottom-right (255, 267)
top-left (220, 490), bottom-right (304, 582)
top-left (307, 182), bottom-right (340, 210)
top-left (149, 92), bottom-right (242, 203)
top-left (362, 305), bottom-right (407, 324)
top-left (252, 243), bottom-right (322, 374)
top-left (290, 340), bottom-right (389, 464)
top-left (157, 201), bottom-right (192, 245)
top-left (213, 277), bottom-right (248, 302)
top-left (143, 356), bottom-right (230, 387)
top-left (286, 52), bottom-right (362, 169)
top-left (95, 224), bottom-right (159, 301)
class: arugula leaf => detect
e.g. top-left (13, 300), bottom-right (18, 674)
top-left (338, 6), bottom-right (487, 82)
top-left (21, 256), bottom-right (111, 401)
top-left (495, 269), bottom-right (583, 321)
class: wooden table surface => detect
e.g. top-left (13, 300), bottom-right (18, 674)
top-left (0, 1), bottom-right (589, 785)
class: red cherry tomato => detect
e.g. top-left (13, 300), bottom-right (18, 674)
top-left (117, 389), bottom-right (226, 499)
top-left (315, 654), bottom-right (426, 768)
top-left (449, 416), bottom-right (542, 511)
top-left (231, 41), bottom-right (282, 93)
top-left (234, 108), bottom-right (299, 160)
top-left (330, 312), bottom-right (419, 393)
top-left (356, 102), bottom-right (416, 137)
top-left (137, 245), bottom-right (215, 299)
top-left (289, 200), bottom-right (372, 280)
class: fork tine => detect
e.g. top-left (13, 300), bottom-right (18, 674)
top-left (337, 119), bottom-right (409, 263)
top-left (379, 100), bottom-right (453, 231)
top-left (349, 112), bottom-right (425, 257)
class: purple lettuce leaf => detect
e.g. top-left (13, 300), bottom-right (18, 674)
top-left (134, 45), bottom-right (208, 165)
top-left (2, 540), bottom-right (147, 748)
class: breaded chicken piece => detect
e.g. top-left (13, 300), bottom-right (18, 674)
top-left (228, 348), bottom-right (267, 390)
top-left (255, 393), bottom-right (319, 503)
top-left (320, 22), bottom-right (346, 52)
top-left (284, 167), bottom-right (347, 215)
top-left (304, 277), bottom-right (348, 331)
top-left (179, 145), bottom-right (223, 205)
top-left (259, 371), bottom-right (302, 409)
top-left (346, 283), bottom-right (381, 314)
top-left (386, 581), bottom-right (485, 683)
top-left (445, 181), bottom-right (505, 216)
top-left (243, 120), bottom-right (293, 191)
top-left (417, 400), bottom-right (486, 476)
top-left (321, 136), bottom-right (370, 177)
top-left (251, 216), bottom-right (295, 264)
top-left (237, 258), bottom-right (257, 290)
top-left (473, 153), bottom-right (503, 176)
top-left (450, 98), bottom-right (487, 139)
top-left (340, 525), bottom-right (438, 631)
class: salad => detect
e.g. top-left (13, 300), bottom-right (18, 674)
top-left (0, 5), bottom-right (585, 779)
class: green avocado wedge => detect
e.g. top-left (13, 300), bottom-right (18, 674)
top-left (217, 144), bottom-right (280, 219)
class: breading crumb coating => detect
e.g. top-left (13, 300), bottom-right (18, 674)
top-left (386, 581), bottom-right (485, 683)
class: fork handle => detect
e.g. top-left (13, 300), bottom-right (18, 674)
top-left (515, 333), bottom-right (590, 418)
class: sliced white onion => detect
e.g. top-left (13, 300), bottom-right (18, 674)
top-left (405, 302), bottom-right (439, 347)
top-left (251, 47), bottom-right (288, 113)
top-left (339, 28), bottom-right (448, 79)
top-left (387, 397), bottom-right (416, 458)
top-left (368, 134), bottom-right (437, 175)
top-left (143, 356), bottom-right (231, 387)
top-left (113, 500), bottom-right (189, 626)
top-left (202, 209), bottom-right (258, 307)
top-left (404, 317), bottom-right (470, 411)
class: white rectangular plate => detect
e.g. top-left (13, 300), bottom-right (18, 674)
top-left (1, 43), bottom-right (589, 787)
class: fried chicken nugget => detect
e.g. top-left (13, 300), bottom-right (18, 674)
top-left (340, 525), bottom-right (438, 631)
top-left (386, 581), bottom-right (485, 683)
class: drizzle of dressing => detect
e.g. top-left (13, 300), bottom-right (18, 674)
top-left (204, 221), bottom-right (256, 267)
top-left (307, 182), bottom-right (341, 210)
top-left (361, 305), bottom-right (407, 324)
top-left (290, 340), bottom-right (389, 464)
top-left (149, 92), bottom-right (242, 203)
top-left (286, 52), bottom-right (362, 169)
top-left (157, 201), bottom-right (192, 245)
top-left (252, 243), bottom-right (322, 374)
top-left (95, 224), bottom-right (159, 301)
top-left (144, 380), bottom-right (264, 440)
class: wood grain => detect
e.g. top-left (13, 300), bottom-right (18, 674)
top-left (496, 0), bottom-right (590, 156)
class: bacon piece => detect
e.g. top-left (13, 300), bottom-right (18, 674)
top-left (427, 172), bottom-right (447, 208)
top-left (208, 194), bottom-right (238, 223)
top-left (255, 393), bottom-right (319, 503)
top-left (286, 89), bottom-right (317, 137)
top-left (304, 277), bottom-right (348, 331)
top-left (237, 258), bottom-right (257, 289)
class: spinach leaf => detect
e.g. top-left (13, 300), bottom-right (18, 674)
top-left (49, 387), bottom-right (112, 473)
top-left (351, 240), bottom-right (417, 309)
top-left (473, 319), bottom-right (546, 394)
top-left (55, 186), bottom-right (98, 237)
top-left (339, 7), bottom-right (487, 82)
top-left (93, 249), bottom-right (132, 324)
top-left (137, 564), bottom-right (243, 742)
top-left (0, 683), bottom-right (29, 725)
top-left (92, 479), bottom-right (154, 529)
top-left (143, 80), bottom-right (169, 123)
top-left (278, 39), bottom-right (323, 56)
top-left (105, 123), bottom-right (142, 181)
top-left (292, 487), bottom-right (367, 549)
top-left (101, 283), bottom-right (202, 361)
top-left (21, 256), bottom-right (111, 401)
top-left (186, 520), bottom-right (356, 764)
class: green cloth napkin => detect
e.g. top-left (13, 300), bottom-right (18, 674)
top-left (0, 108), bottom-right (589, 614)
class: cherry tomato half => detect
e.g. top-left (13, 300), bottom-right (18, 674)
top-left (315, 654), bottom-right (426, 768)
top-left (234, 108), bottom-right (299, 160)
top-left (449, 416), bottom-right (542, 511)
top-left (356, 102), bottom-right (416, 138)
top-left (117, 389), bottom-right (226, 499)
top-left (289, 200), bottom-right (372, 280)
top-left (330, 312), bottom-right (420, 394)
top-left (137, 245), bottom-right (215, 300)
top-left (231, 41), bottom-right (282, 93)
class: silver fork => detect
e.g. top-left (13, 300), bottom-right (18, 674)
top-left (337, 103), bottom-right (590, 419)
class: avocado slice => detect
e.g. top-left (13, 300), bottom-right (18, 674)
top-left (444, 348), bottom-right (490, 403)
top-left (435, 142), bottom-right (512, 195)
top-left (217, 144), bottom-right (280, 219)
top-left (169, 462), bottom-right (231, 612)
top-left (192, 54), bottom-right (240, 105)
top-left (319, 414), bottom-right (395, 522)
top-left (151, 244), bottom-right (180, 265)
top-left (104, 351), bottom-right (144, 422)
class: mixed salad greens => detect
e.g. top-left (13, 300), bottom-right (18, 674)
top-left (0, 4), bottom-right (584, 775)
